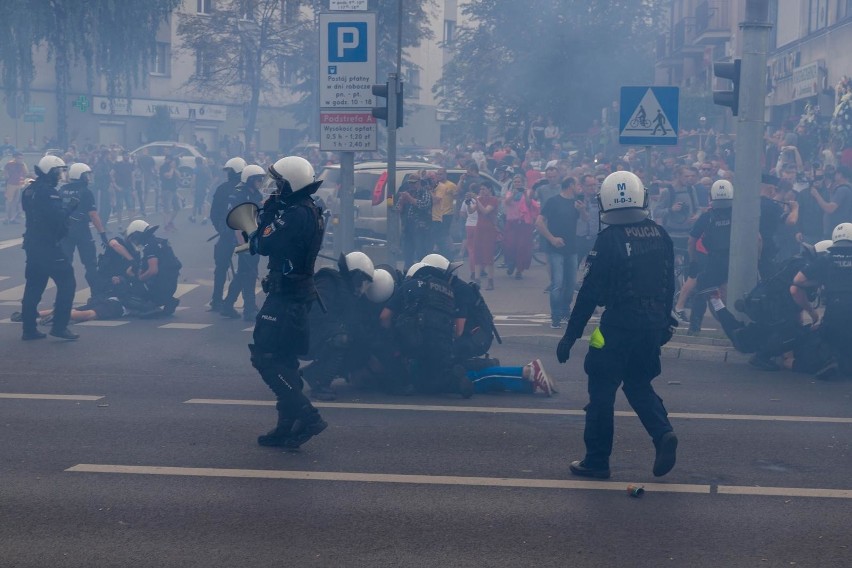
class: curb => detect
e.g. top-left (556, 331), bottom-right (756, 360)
top-left (500, 333), bottom-right (749, 364)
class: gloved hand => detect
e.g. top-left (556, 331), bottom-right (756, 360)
top-left (99, 232), bottom-right (109, 248)
top-left (660, 315), bottom-right (678, 346)
top-left (247, 230), bottom-right (260, 255)
top-left (557, 336), bottom-right (576, 364)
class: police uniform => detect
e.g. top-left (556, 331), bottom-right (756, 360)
top-left (560, 217), bottom-right (677, 477)
top-left (452, 279), bottom-right (496, 363)
top-left (220, 183), bottom-right (262, 319)
top-left (688, 205), bottom-right (731, 333)
top-left (60, 178), bottom-right (101, 293)
top-left (250, 189), bottom-right (327, 448)
top-left (20, 177), bottom-right (76, 338)
top-left (386, 267), bottom-right (457, 393)
top-left (801, 245), bottom-right (852, 373)
top-left (209, 176), bottom-right (240, 310)
top-left (136, 235), bottom-right (182, 310)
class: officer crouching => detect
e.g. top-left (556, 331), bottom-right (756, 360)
top-left (20, 156), bottom-right (79, 341)
top-left (246, 156), bottom-right (327, 449)
top-left (556, 171), bottom-right (678, 479)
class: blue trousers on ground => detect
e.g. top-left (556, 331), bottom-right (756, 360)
top-left (547, 252), bottom-right (577, 325)
top-left (467, 366), bottom-right (533, 394)
top-left (581, 325), bottom-right (673, 469)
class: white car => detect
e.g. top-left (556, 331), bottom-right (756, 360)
top-left (130, 142), bottom-right (205, 188)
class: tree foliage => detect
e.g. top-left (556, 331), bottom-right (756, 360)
top-left (178, 0), bottom-right (306, 149)
top-left (436, 0), bottom-right (663, 141)
top-left (0, 0), bottom-right (179, 145)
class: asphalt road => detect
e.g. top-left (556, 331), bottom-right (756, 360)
top-left (1, 212), bottom-right (851, 567)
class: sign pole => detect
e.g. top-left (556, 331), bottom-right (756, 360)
top-left (337, 151), bottom-right (355, 255)
top-left (727, 0), bottom-right (772, 319)
top-left (385, 72), bottom-right (400, 267)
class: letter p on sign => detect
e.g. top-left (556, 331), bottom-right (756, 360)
top-left (329, 22), bottom-right (368, 62)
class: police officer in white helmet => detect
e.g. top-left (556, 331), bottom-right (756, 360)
top-left (556, 171), bottom-right (679, 479)
top-left (20, 156), bottom-right (79, 341)
top-left (208, 157), bottom-right (246, 312)
top-left (247, 156), bottom-right (328, 449)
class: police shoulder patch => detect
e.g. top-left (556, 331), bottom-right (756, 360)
top-left (262, 225), bottom-right (274, 237)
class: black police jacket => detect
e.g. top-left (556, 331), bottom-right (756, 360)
top-left (22, 178), bottom-right (71, 250)
top-left (565, 218), bottom-right (674, 341)
top-left (256, 194), bottom-right (325, 286)
top-left (209, 178), bottom-right (239, 236)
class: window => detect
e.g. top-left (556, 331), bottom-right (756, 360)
top-left (196, 0), bottom-right (213, 14)
top-left (443, 19), bottom-right (456, 44)
top-left (407, 68), bottom-right (421, 91)
top-left (840, 0), bottom-right (852, 19)
top-left (809, 0), bottom-right (828, 32)
top-left (240, 0), bottom-right (256, 21)
top-left (195, 48), bottom-right (212, 78)
top-left (152, 42), bottom-right (169, 76)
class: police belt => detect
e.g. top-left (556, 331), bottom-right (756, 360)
top-left (262, 271), bottom-right (316, 297)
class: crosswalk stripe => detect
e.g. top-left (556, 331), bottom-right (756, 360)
top-left (76, 320), bottom-right (131, 327)
top-left (0, 282), bottom-right (54, 301)
top-left (174, 283), bottom-right (199, 298)
top-left (158, 323), bottom-right (211, 330)
top-left (0, 237), bottom-right (23, 251)
top-left (0, 393), bottom-right (103, 401)
top-left (0, 276), bottom-right (9, 281)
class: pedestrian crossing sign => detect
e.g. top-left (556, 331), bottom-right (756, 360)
top-left (619, 86), bottom-right (679, 146)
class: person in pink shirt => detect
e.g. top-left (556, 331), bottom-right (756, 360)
top-left (502, 173), bottom-right (540, 279)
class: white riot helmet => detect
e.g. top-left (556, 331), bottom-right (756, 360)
top-left (814, 240), bottom-right (833, 254)
top-left (35, 155), bottom-right (67, 178)
top-left (365, 268), bottom-right (395, 303)
top-left (339, 251), bottom-right (374, 296)
top-left (125, 219), bottom-right (157, 250)
top-left (832, 222), bottom-right (852, 247)
top-left (710, 179), bottom-right (734, 207)
top-left (267, 156), bottom-right (321, 197)
top-left (68, 162), bottom-right (92, 182)
top-left (223, 157), bottom-right (246, 175)
top-left (421, 253), bottom-right (461, 274)
top-left (125, 219), bottom-right (151, 239)
top-left (597, 171), bottom-right (649, 225)
top-left (406, 262), bottom-right (426, 278)
top-left (240, 164), bottom-right (265, 185)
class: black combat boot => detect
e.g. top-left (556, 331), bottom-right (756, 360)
top-left (257, 401), bottom-right (295, 447)
top-left (281, 405), bottom-right (328, 449)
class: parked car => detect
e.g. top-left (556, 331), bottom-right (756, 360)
top-left (315, 161), bottom-right (501, 238)
top-left (129, 142), bottom-right (205, 188)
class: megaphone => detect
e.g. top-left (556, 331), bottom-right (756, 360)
top-left (226, 202), bottom-right (259, 254)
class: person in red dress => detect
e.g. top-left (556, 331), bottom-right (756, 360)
top-left (473, 182), bottom-right (499, 290)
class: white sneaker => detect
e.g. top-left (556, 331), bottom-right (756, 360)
top-left (530, 359), bottom-right (556, 396)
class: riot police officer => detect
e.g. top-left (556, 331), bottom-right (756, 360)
top-left (20, 156), bottom-right (79, 341)
top-left (248, 156), bottom-right (327, 449)
top-left (60, 162), bottom-right (107, 297)
top-left (688, 179), bottom-right (734, 335)
top-left (125, 220), bottom-right (182, 315)
top-left (791, 222), bottom-right (852, 378)
top-left (301, 251), bottom-right (375, 401)
top-left (208, 157), bottom-right (246, 312)
top-left (220, 164), bottom-right (264, 320)
top-left (556, 171), bottom-right (678, 479)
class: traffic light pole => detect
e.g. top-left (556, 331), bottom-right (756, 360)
top-left (727, 0), bottom-right (772, 318)
top-left (385, 72), bottom-right (400, 267)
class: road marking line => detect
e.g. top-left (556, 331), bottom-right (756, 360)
top-left (0, 393), bottom-right (103, 401)
top-left (63, 464), bottom-right (852, 500)
top-left (242, 326), bottom-right (254, 332)
top-left (159, 323), bottom-right (211, 330)
top-left (717, 486), bottom-right (852, 499)
top-left (183, 399), bottom-right (852, 424)
top-left (174, 283), bottom-right (200, 298)
top-left (76, 320), bottom-right (131, 327)
top-left (0, 237), bottom-right (23, 251)
top-left (72, 287), bottom-right (91, 305)
top-left (65, 464), bottom-right (708, 494)
top-left (0, 282), bottom-right (54, 301)
top-left (495, 323), bottom-right (542, 327)
top-left (0, 276), bottom-right (9, 281)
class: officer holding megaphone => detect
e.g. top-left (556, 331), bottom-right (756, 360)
top-left (219, 165), bottom-right (264, 320)
top-left (242, 156), bottom-right (328, 450)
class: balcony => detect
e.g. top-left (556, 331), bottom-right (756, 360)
top-left (693, 0), bottom-right (732, 44)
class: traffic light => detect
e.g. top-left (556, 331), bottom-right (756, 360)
top-left (713, 59), bottom-right (741, 116)
top-left (371, 81), bottom-right (404, 127)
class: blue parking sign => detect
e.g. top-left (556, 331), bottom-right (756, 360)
top-left (328, 22), bottom-right (368, 62)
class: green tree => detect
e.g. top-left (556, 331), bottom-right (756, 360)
top-left (436, 0), bottom-right (662, 143)
top-left (0, 0), bottom-right (41, 119)
top-left (178, 0), bottom-right (307, 151)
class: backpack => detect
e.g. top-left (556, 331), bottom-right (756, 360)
top-left (463, 281), bottom-right (499, 354)
top-left (394, 271), bottom-right (455, 355)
